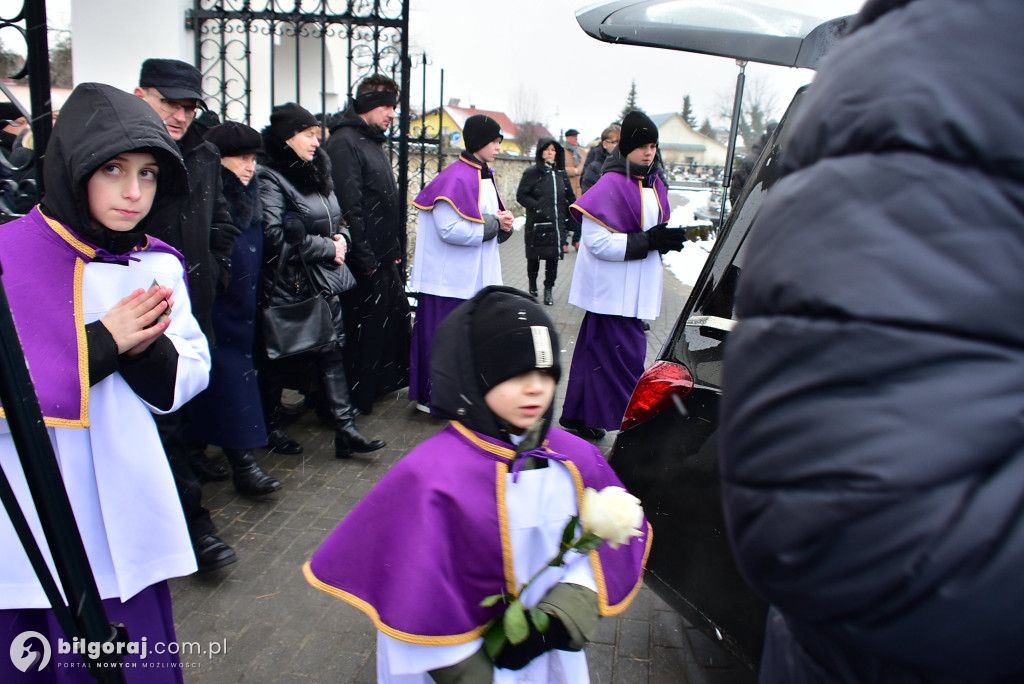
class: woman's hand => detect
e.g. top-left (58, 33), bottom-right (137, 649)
top-left (100, 284), bottom-right (174, 357)
top-left (332, 234), bottom-right (348, 265)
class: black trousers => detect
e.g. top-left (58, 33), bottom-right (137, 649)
top-left (527, 257), bottom-right (558, 288)
top-left (154, 408), bottom-right (215, 542)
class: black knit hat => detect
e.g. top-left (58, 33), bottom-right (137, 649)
top-left (139, 58), bottom-right (208, 110)
top-left (619, 110), bottom-right (659, 156)
top-left (471, 289), bottom-right (560, 392)
top-left (269, 102), bottom-right (320, 141)
top-left (204, 121), bottom-right (262, 157)
top-left (463, 114), bottom-right (502, 153)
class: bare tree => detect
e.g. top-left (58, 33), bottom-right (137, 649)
top-left (49, 33), bottom-right (72, 90)
top-left (714, 76), bottom-right (781, 153)
top-left (510, 83), bottom-right (543, 156)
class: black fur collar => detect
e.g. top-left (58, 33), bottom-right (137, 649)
top-left (259, 125), bottom-right (334, 196)
top-left (220, 166), bottom-right (261, 230)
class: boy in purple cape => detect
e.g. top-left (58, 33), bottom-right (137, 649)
top-left (0, 82), bottom-right (210, 681)
top-left (560, 110), bottom-right (686, 440)
top-left (305, 286), bottom-right (650, 683)
top-left (407, 114), bottom-right (515, 413)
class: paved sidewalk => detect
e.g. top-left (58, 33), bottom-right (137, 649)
top-left (169, 228), bottom-right (754, 683)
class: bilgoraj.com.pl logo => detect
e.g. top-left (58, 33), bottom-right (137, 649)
top-left (9, 630), bottom-right (225, 673)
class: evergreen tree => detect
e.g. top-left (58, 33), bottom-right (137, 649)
top-left (619, 80), bottom-right (641, 121)
top-left (681, 95), bottom-right (698, 129)
top-left (698, 117), bottom-right (715, 139)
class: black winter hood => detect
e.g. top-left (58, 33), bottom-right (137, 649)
top-left (431, 286), bottom-right (561, 445)
top-left (40, 82), bottom-right (189, 254)
top-left (258, 124), bottom-right (334, 197)
top-left (534, 137), bottom-right (565, 170)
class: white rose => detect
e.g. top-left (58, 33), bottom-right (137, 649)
top-left (580, 486), bottom-right (645, 549)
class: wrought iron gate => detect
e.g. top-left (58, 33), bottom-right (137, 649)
top-left (190, 0), bottom-right (420, 264)
top-left (1, 0), bottom-right (53, 223)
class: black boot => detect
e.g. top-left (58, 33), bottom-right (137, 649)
top-left (528, 278), bottom-right (538, 298)
top-left (188, 449), bottom-right (229, 483)
top-left (193, 533), bottom-right (237, 572)
top-left (225, 449), bottom-right (282, 497)
top-left (335, 423), bottom-right (386, 459)
top-left (321, 364), bottom-right (386, 459)
top-left (543, 286), bottom-right (554, 306)
top-left (266, 425), bottom-right (303, 454)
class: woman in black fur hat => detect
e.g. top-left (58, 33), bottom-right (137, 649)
top-left (186, 121), bottom-right (282, 496)
top-left (257, 103), bottom-right (385, 459)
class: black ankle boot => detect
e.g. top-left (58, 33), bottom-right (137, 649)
top-left (335, 423), bottom-right (386, 459)
top-left (225, 449), bottom-right (282, 497)
top-left (266, 428), bottom-right (303, 454)
top-left (543, 286), bottom-right (554, 306)
top-left (189, 450), bottom-right (229, 483)
top-left (528, 279), bottom-right (538, 297)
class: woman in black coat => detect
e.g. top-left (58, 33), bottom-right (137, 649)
top-left (257, 103), bottom-right (385, 459)
top-left (185, 122), bottom-right (281, 496)
top-left (719, 1), bottom-right (1024, 681)
top-left (516, 137), bottom-right (577, 305)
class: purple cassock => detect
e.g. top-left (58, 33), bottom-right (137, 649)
top-left (563, 169), bottom-right (670, 430)
top-left (304, 422), bottom-right (651, 644)
top-left (408, 155), bottom-right (508, 407)
top-left (411, 154), bottom-right (506, 222)
top-left (0, 207), bottom-right (183, 426)
top-left (561, 314), bottom-right (648, 431)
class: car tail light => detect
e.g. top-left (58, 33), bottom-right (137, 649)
top-left (620, 360), bottom-right (694, 432)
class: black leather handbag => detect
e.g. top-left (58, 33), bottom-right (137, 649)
top-left (261, 245), bottom-right (339, 360)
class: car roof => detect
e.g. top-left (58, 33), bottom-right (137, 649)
top-left (576, 0), bottom-right (853, 70)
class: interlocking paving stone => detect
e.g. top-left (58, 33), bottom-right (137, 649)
top-left (170, 227), bottom-right (755, 682)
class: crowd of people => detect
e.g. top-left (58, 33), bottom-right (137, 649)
top-left (0, 52), bottom-right (687, 681)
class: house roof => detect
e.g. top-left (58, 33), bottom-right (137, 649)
top-left (649, 112), bottom-right (680, 128)
top-left (518, 121), bottom-right (555, 141)
top-left (437, 104), bottom-right (519, 138)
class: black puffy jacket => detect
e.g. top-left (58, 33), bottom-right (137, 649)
top-left (326, 104), bottom-right (402, 277)
top-left (257, 127), bottom-right (350, 312)
top-left (720, 1), bottom-right (1024, 682)
top-left (516, 137), bottom-right (577, 260)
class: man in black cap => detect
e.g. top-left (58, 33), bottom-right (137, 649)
top-left (406, 113), bottom-right (514, 413)
top-left (135, 57), bottom-right (242, 572)
top-left (563, 128), bottom-right (585, 205)
top-left (326, 73), bottom-right (411, 416)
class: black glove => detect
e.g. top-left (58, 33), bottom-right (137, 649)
top-left (645, 222), bottom-right (686, 253)
top-left (493, 611), bottom-right (572, 671)
top-left (209, 223), bottom-right (241, 255)
top-left (283, 217), bottom-right (306, 245)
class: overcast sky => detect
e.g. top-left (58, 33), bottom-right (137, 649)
top-left (5, 0), bottom-right (866, 141)
top-left (407, 0), bottom-right (866, 141)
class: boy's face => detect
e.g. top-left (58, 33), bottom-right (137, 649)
top-left (87, 151), bottom-right (159, 232)
top-left (473, 138), bottom-right (502, 164)
top-left (627, 142), bottom-right (658, 167)
top-left (484, 370), bottom-right (556, 435)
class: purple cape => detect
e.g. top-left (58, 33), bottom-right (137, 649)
top-left (0, 207), bottom-right (183, 426)
top-left (411, 156), bottom-right (505, 223)
top-left (305, 421), bottom-right (652, 645)
top-left (570, 171), bottom-right (670, 233)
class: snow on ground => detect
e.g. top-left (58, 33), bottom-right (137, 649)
top-left (663, 187), bottom-right (718, 288)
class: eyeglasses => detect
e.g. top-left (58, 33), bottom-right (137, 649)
top-left (154, 97), bottom-right (198, 118)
